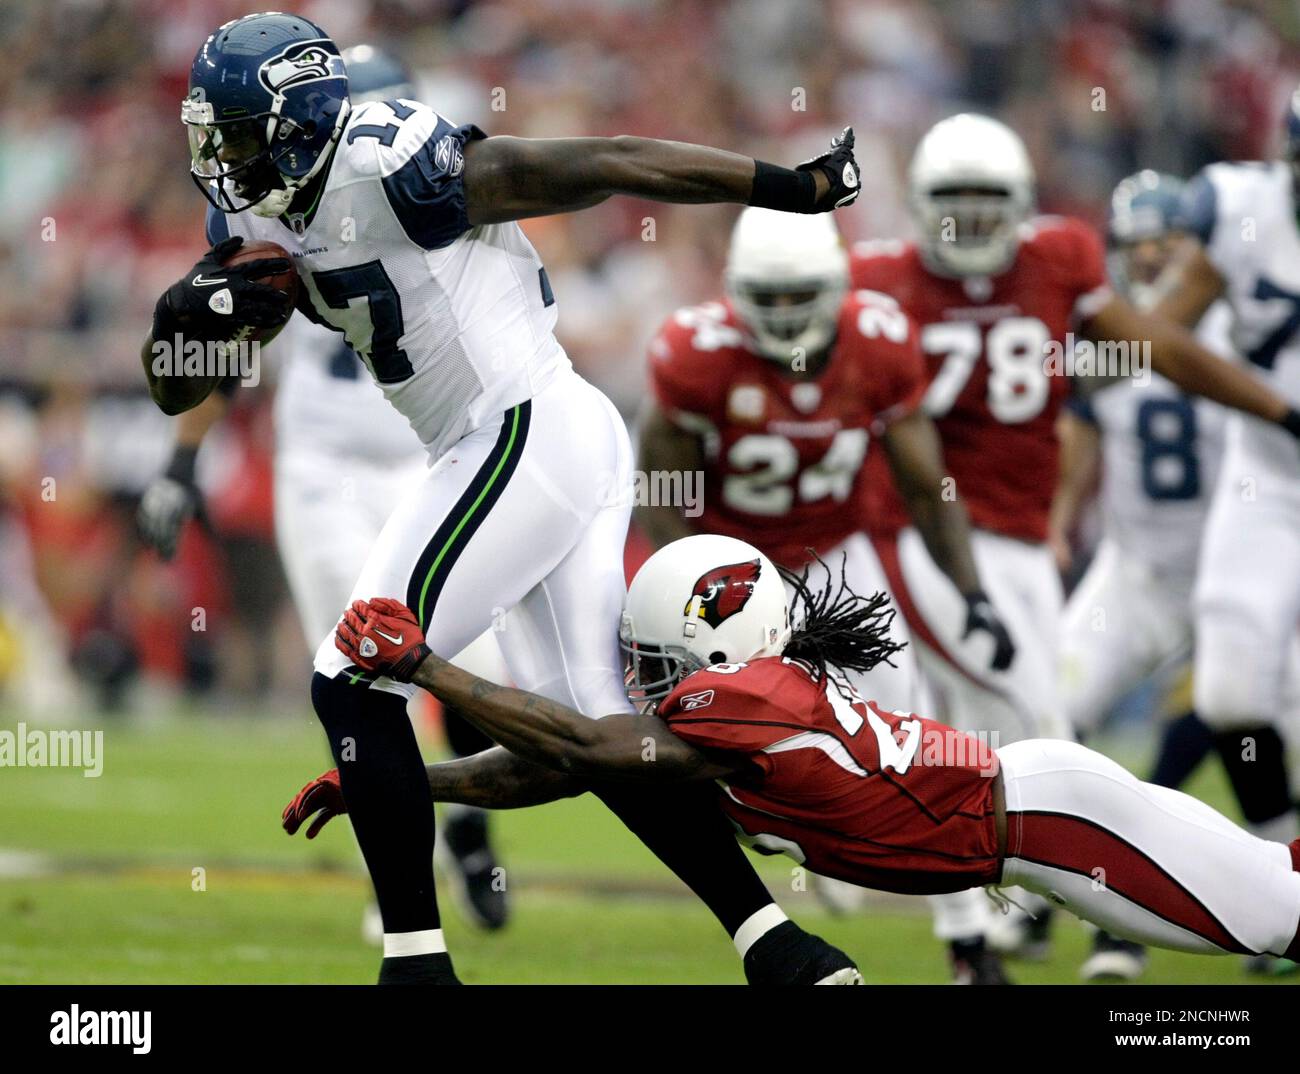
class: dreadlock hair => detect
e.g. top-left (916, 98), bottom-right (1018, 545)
top-left (777, 552), bottom-right (906, 687)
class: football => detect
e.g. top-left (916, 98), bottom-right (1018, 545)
top-left (222, 239), bottom-right (299, 341)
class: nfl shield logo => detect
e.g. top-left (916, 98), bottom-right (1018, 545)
top-left (727, 385), bottom-right (765, 423)
top-left (790, 382), bottom-right (822, 413)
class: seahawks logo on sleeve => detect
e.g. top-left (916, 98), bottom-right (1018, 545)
top-left (685, 559), bottom-right (762, 628)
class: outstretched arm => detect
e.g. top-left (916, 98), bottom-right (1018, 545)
top-left (424, 748), bottom-right (587, 808)
top-left (462, 127), bottom-right (859, 225)
top-left (283, 750), bottom-right (585, 839)
top-left (409, 654), bottom-right (731, 782)
top-left (335, 597), bottom-right (736, 783)
top-left (1083, 295), bottom-right (1292, 426)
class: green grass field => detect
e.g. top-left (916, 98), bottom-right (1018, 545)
top-left (0, 705), bottom-right (1293, 985)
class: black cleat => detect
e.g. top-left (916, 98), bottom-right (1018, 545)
top-left (743, 921), bottom-right (863, 985)
top-left (1081, 931), bottom-right (1147, 981)
top-left (949, 937), bottom-right (1013, 985)
top-left (443, 808), bottom-right (509, 931)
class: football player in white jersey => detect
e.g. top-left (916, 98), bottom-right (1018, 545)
top-left (1052, 171), bottom-right (1234, 979)
top-left (1152, 90), bottom-right (1300, 873)
top-left (137, 46), bottom-right (513, 935)
top-left (140, 13), bottom-right (865, 985)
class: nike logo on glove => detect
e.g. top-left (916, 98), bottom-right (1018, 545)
top-left (374, 628), bottom-right (404, 646)
top-left (192, 273), bottom-right (228, 287)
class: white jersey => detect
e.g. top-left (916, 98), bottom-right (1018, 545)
top-left (271, 314), bottom-right (425, 462)
top-left (211, 98), bottom-right (570, 458)
top-left (1069, 303), bottom-right (1232, 581)
top-left (1184, 160), bottom-right (1300, 479)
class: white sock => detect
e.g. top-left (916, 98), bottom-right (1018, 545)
top-left (733, 904), bottom-right (789, 959)
top-left (382, 928), bottom-right (447, 959)
top-left (927, 887), bottom-right (993, 941)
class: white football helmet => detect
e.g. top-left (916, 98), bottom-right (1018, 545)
top-left (621, 534), bottom-right (791, 702)
top-left (724, 207), bottom-right (849, 365)
top-left (908, 113), bottom-right (1035, 277)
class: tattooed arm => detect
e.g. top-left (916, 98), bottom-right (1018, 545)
top-left (411, 656), bottom-right (735, 783)
top-left (423, 747), bottom-right (587, 808)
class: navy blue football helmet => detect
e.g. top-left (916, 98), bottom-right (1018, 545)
top-left (1107, 170), bottom-right (1186, 302)
top-left (340, 44), bottom-right (416, 103)
top-left (183, 12), bottom-right (350, 217)
top-left (1108, 169), bottom-right (1185, 245)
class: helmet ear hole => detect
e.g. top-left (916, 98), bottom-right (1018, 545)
top-left (708, 650), bottom-right (726, 665)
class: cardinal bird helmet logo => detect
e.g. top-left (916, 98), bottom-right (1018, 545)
top-left (685, 559), bottom-right (762, 628)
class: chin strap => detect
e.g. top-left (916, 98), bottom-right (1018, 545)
top-left (251, 98), bottom-right (352, 219)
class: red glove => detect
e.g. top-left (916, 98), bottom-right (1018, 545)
top-left (282, 768), bottom-right (346, 839)
top-left (334, 596), bottom-right (432, 682)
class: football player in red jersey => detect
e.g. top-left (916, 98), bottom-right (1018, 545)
top-left (640, 208), bottom-right (1012, 736)
top-left (851, 114), bottom-right (1300, 956)
top-left (853, 113), bottom-right (1298, 747)
top-left (284, 534), bottom-right (1300, 978)
top-left (639, 208), bottom-right (1015, 979)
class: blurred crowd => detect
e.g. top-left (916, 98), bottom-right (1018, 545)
top-left (1, 0), bottom-right (1298, 714)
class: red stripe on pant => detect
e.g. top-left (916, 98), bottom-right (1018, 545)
top-left (1012, 810), bottom-right (1250, 954)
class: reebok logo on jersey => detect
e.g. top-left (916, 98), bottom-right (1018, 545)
top-left (679, 689), bottom-right (715, 711)
top-left (359, 637), bottom-right (379, 659)
top-left (435, 134), bottom-right (465, 178)
top-left (374, 628), bottom-right (404, 646)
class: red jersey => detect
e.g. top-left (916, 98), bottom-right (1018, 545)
top-left (647, 295), bottom-right (925, 568)
top-left (660, 657), bottom-right (1002, 895)
top-left (850, 218), bottom-right (1111, 542)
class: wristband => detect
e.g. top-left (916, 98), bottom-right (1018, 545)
top-left (1280, 407), bottom-right (1300, 440)
top-left (390, 643), bottom-right (432, 683)
top-left (749, 160), bottom-right (816, 212)
top-left (165, 445), bottom-right (200, 485)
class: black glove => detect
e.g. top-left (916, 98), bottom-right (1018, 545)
top-left (151, 236), bottom-right (291, 344)
top-left (137, 447), bottom-right (202, 560)
top-left (961, 590), bottom-right (1016, 672)
top-left (797, 126), bottom-right (860, 211)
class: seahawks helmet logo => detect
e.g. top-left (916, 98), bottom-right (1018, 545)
top-left (258, 41), bottom-right (341, 97)
top-left (685, 559), bottom-right (761, 629)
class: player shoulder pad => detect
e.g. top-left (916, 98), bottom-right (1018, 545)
top-left (1022, 214), bottom-right (1109, 302)
top-left (648, 301), bottom-right (746, 401)
top-left (843, 287), bottom-right (913, 346)
top-left (1179, 161), bottom-right (1281, 248)
top-left (342, 99), bottom-right (487, 250)
top-left (848, 238), bottom-right (914, 288)
top-left (1019, 212), bottom-right (1093, 251)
